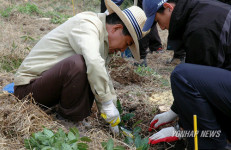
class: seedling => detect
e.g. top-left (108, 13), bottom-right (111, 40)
top-left (21, 35), bottom-right (35, 42)
top-left (44, 11), bottom-right (71, 24)
top-left (17, 3), bottom-right (41, 15)
top-left (101, 138), bottom-right (125, 150)
top-left (0, 6), bottom-right (14, 17)
top-left (116, 100), bottom-right (149, 150)
top-left (24, 127), bottom-right (91, 150)
top-left (134, 65), bottom-right (161, 78)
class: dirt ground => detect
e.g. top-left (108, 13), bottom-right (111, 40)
top-left (0, 0), bottom-right (181, 149)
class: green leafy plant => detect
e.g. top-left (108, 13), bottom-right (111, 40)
top-left (21, 35), bottom-right (35, 42)
top-left (44, 11), bottom-right (71, 24)
top-left (159, 78), bottom-right (170, 87)
top-left (116, 100), bottom-right (149, 150)
top-left (134, 65), bottom-right (160, 77)
top-left (17, 3), bottom-right (41, 15)
top-left (134, 66), bottom-right (170, 87)
top-left (101, 138), bottom-right (125, 150)
top-left (0, 6), bottom-right (14, 17)
top-left (0, 55), bottom-right (23, 73)
top-left (24, 127), bottom-right (92, 150)
top-left (124, 126), bottom-right (149, 150)
top-left (116, 100), bottom-right (135, 127)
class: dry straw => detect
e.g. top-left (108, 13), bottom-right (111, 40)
top-left (0, 93), bottom-right (66, 149)
top-left (0, 93), bottom-right (134, 150)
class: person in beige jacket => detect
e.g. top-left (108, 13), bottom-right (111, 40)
top-left (14, 0), bottom-right (147, 133)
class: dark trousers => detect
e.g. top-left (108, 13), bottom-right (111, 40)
top-left (139, 24), bottom-right (162, 59)
top-left (170, 63), bottom-right (231, 149)
top-left (101, 0), bottom-right (107, 13)
top-left (14, 55), bottom-right (94, 121)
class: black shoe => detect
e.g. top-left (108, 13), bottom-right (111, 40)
top-left (166, 56), bottom-right (185, 64)
top-left (155, 47), bottom-right (164, 53)
top-left (149, 47), bottom-right (164, 54)
top-left (134, 58), bottom-right (147, 67)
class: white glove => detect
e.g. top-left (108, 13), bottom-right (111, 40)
top-left (149, 127), bottom-right (180, 144)
top-left (149, 109), bottom-right (178, 131)
top-left (109, 124), bottom-right (119, 135)
top-left (101, 100), bottom-right (121, 127)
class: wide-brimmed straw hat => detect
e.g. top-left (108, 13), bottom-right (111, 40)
top-left (105, 0), bottom-right (148, 60)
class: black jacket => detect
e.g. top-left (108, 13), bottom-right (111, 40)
top-left (168, 0), bottom-right (231, 70)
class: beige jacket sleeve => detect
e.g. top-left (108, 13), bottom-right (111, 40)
top-left (67, 19), bottom-right (116, 104)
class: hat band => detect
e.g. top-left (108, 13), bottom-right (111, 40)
top-left (123, 9), bottom-right (142, 40)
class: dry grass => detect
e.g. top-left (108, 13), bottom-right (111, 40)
top-left (0, 93), bottom-right (67, 150)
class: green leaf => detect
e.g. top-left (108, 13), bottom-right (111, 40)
top-left (124, 137), bottom-right (133, 145)
top-left (101, 142), bottom-right (107, 150)
top-left (122, 113), bottom-right (135, 121)
top-left (37, 135), bottom-right (50, 146)
top-left (24, 136), bottom-right (41, 149)
top-left (57, 128), bottom-right (66, 138)
top-left (78, 143), bottom-right (88, 150)
top-left (80, 136), bottom-right (92, 142)
top-left (113, 146), bottom-right (125, 150)
top-left (62, 143), bottom-right (72, 150)
top-left (141, 138), bottom-right (149, 150)
top-left (132, 120), bottom-right (142, 129)
top-left (106, 139), bottom-right (114, 150)
top-left (48, 137), bottom-right (55, 145)
top-left (119, 122), bottom-right (125, 127)
top-left (141, 144), bottom-right (150, 150)
top-left (70, 127), bottom-right (80, 139)
top-left (41, 146), bottom-right (54, 150)
top-left (34, 131), bottom-right (43, 139)
top-left (116, 100), bottom-right (123, 114)
top-left (53, 140), bottom-right (63, 149)
top-left (68, 131), bottom-right (76, 141)
top-left (43, 128), bottom-right (54, 138)
top-left (133, 127), bottom-right (141, 136)
top-left (134, 135), bottom-right (142, 148)
top-left (24, 139), bottom-right (33, 149)
top-left (141, 138), bottom-right (149, 145)
top-left (71, 142), bottom-right (78, 149)
top-left (68, 139), bottom-right (78, 144)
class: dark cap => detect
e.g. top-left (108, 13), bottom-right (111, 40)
top-left (142, 0), bottom-right (168, 31)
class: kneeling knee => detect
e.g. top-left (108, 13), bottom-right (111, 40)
top-left (171, 63), bottom-right (197, 83)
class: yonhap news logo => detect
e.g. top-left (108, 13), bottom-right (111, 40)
top-left (173, 130), bottom-right (221, 138)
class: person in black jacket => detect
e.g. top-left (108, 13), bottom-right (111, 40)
top-left (133, 0), bottom-right (163, 67)
top-left (142, 0), bottom-right (231, 149)
top-left (136, 0), bottom-right (163, 67)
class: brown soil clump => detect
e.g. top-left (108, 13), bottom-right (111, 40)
top-left (109, 57), bottom-right (146, 85)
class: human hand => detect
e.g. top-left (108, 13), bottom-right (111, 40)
top-left (149, 127), bottom-right (179, 145)
top-left (101, 100), bottom-right (121, 127)
top-left (149, 109), bottom-right (178, 131)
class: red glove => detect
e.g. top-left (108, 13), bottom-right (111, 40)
top-left (149, 127), bottom-right (180, 145)
top-left (149, 109), bottom-right (178, 131)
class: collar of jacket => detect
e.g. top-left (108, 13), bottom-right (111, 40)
top-left (97, 13), bottom-right (114, 65)
top-left (98, 13), bottom-right (109, 59)
top-left (168, 0), bottom-right (193, 41)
